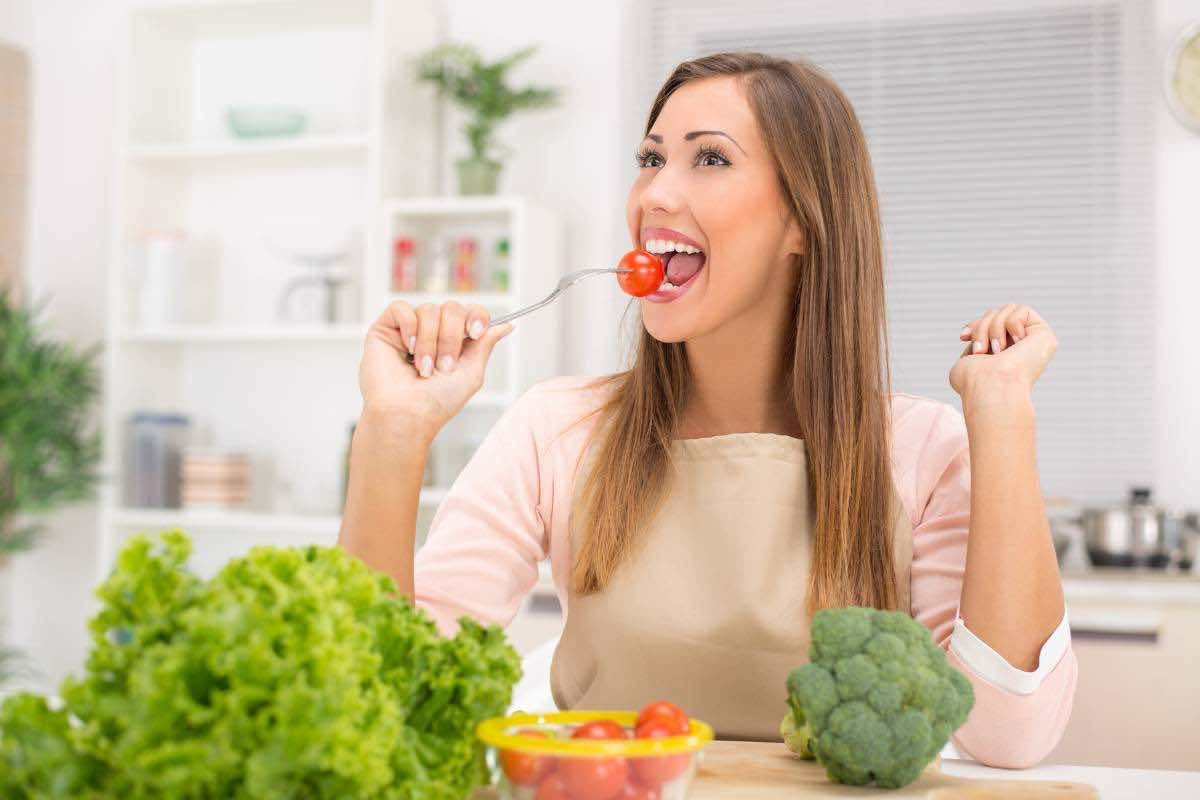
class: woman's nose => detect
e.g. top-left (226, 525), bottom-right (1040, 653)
top-left (640, 168), bottom-right (684, 216)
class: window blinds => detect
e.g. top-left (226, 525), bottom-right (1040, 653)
top-left (634, 0), bottom-right (1155, 503)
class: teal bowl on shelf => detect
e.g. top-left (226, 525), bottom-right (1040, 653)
top-left (226, 106), bottom-right (308, 139)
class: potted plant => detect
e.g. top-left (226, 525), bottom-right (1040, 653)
top-left (0, 287), bottom-right (103, 558)
top-left (417, 43), bottom-right (560, 195)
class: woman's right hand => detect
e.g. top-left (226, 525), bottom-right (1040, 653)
top-left (358, 300), bottom-right (513, 436)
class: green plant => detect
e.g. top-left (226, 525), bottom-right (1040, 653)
top-left (0, 531), bottom-right (522, 799)
top-left (0, 287), bottom-right (103, 555)
top-left (416, 43), bottom-right (560, 163)
top-left (781, 606), bottom-right (975, 789)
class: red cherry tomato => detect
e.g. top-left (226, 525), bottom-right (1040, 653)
top-left (560, 756), bottom-right (630, 800)
top-left (621, 779), bottom-right (660, 799)
top-left (617, 250), bottom-right (664, 298)
top-left (500, 729), bottom-right (554, 787)
top-left (631, 719), bottom-right (689, 788)
top-left (535, 772), bottom-right (572, 800)
top-left (571, 719), bottom-right (628, 741)
top-left (635, 701), bottom-right (689, 735)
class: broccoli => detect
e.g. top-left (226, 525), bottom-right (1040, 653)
top-left (780, 606), bottom-right (974, 789)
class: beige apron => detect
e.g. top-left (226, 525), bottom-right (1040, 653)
top-left (550, 432), bottom-right (912, 741)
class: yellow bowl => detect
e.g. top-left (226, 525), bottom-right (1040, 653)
top-left (476, 710), bottom-right (714, 799)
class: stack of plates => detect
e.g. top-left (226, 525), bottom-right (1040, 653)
top-left (182, 448), bottom-right (251, 510)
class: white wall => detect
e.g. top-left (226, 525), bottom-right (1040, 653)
top-left (1153, 0), bottom-right (1200, 511)
top-left (4, 0), bottom-right (1199, 693)
top-left (440, 0), bottom-right (634, 375)
top-left (4, 0), bottom-right (117, 691)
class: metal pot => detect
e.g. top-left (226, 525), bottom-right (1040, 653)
top-left (1079, 487), bottom-right (1171, 568)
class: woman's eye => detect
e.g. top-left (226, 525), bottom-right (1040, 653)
top-left (697, 150), bottom-right (730, 167)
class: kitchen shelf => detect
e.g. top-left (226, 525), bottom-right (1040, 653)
top-left (100, 3), bottom-right (561, 584)
top-left (385, 292), bottom-right (515, 307)
top-left (112, 487), bottom-right (452, 534)
top-left (119, 323), bottom-right (368, 344)
top-left (111, 508), bottom-right (343, 535)
top-left (123, 132), bottom-right (372, 162)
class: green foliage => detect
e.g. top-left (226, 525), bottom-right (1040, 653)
top-left (781, 607), bottom-right (974, 789)
top-left (0, 287), bottom-right (103, 554)
top-left (416, 43), bottom-right (560, 161)
top-left (0, 531), bottom-right (522, 798)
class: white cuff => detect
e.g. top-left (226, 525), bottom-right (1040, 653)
top-left (948, 610), bottom-right (1071, 695)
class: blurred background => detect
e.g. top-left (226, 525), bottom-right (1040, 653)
top-left (1, 0), bottom-right (1198, 771)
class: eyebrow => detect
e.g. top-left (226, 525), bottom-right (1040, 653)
top-left (645, 130), bottom-right (747, 155)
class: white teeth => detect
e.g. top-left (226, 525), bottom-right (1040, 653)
top-left (642, 238), bottom-right (702, 255)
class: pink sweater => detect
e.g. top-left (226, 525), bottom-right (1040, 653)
top-left (413, 376), bottom-right (1077, 768)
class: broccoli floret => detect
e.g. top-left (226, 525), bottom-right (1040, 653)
top-left (780, 606), bottom-right (974, 789)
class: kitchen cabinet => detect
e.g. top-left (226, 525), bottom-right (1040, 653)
top-left (1049, 574), bottom-right (1200, 770)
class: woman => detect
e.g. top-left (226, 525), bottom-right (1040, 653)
top-left (339, 52), bottom-right (1075, 768)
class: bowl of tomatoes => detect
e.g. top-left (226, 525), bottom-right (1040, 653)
top-left (476, 701), bottom-right (712, 800)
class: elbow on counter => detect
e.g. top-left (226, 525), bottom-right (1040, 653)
top-left (948, 646), bottom-right (1079, 769)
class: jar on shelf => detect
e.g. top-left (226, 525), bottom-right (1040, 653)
top-left (453, 236), bottom-right (478, 292)
top-left (422, 239), bottom-right (451, 293)
top-left (126, 411), bottom-right (191, 508)
top-left (491, 236), bottom-right (510, 292)
top-left (133, 230), bottom-right (187, 328)
top-left (181, 448), bottom-right (251, 510)
top-left (390, 236), bottom-right (418, 293)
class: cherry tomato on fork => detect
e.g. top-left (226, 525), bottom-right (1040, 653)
top-left (617, 249), bottom-right (665, 297)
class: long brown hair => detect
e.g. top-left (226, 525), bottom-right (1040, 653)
top-left (574, 52), bottom-right (897, 614)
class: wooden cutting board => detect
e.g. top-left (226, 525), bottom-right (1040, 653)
top-left (689, 740), bottom-right (1098, 799)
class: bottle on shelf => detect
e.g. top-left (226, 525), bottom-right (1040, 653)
top-left (390, 236), bottom-right (418, 293)
top-left (453, 236), bottom-right (478, 293)
top-left (422, 239), bottom-right (451, 293)
top-left (492, 236), bottom-right (511, 292)
top-left (126, 411), bottom-right (190, 508)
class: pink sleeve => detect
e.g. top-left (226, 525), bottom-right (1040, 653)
top-left (412, 387), bottom-right (551, 637)
top-left (908, 402), bottom-right (1077, 769)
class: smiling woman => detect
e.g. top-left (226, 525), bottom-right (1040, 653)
top-left (339, 52), bottom-right (1075, 771)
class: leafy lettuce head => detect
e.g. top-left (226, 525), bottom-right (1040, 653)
top-left (0, 530), bottom-right (521, 799)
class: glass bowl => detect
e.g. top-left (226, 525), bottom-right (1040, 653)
top-left (226, 106), bottom-right (308, 139)
top-left (476, 710), bottom-right (714, 800)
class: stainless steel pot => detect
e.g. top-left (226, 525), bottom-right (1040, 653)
top-left (1079, 488), bottom-right (1171, 568)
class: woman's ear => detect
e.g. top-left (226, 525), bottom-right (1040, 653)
top-left (784, 216), bottom-right (806, 258)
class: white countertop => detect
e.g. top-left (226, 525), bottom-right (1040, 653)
top-left (943, 758), bottom-right (1200, 799)
top-left (1062, 568), bottom-right (1200, 605)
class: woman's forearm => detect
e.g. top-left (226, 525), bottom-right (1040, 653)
top-left (337, 406), bottom-right (434, 599)
top-left (957, 379), bottom-right (1065, 671)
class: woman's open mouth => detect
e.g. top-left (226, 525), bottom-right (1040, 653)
top-left (641, 229), bottom-right (706, 303)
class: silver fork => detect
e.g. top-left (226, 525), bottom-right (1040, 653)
top-left (403, 268), bottom-right (630, 362)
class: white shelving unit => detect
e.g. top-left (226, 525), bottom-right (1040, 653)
top-left (98, 0), bottom-right (563, 581)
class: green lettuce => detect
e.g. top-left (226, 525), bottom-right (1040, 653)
top-left (0, 530), bottom-right (521, 799)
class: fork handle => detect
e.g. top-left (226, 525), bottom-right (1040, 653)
top-left (401, 267), bottom-right (629, 362)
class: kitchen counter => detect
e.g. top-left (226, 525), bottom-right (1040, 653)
top-left (684, 741), bottom-right (1200, 798)
top-left (1062, 568), bottom-right (1200, 605)
top-left (942, 756), bottom-right (1200, 799)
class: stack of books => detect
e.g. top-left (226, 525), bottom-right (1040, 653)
top-left (182, 448), bottom-right (250, 509)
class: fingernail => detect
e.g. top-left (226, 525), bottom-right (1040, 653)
top-left (420, 356), bottom-right (433, 377)
top-left (991, 337), bottom-right (1002, 353)
top-left (972, 340), bottom-right (985, 354)
top-left (960, 327), bottom-right (972, 337)
top-left (408, 336), bottom-right (416, 352)
top-left (1013, 334), bottom-right (1023, 342)
top-left (468, 320), bottom-right (483, 340)
top-left (437, 355), bottom-right (455, 373)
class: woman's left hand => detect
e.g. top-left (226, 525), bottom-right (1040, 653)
top-left (949, 304), bottom-right (1058, 401)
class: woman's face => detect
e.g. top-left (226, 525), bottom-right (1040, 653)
top-left (626, 75), bottom-right (804, 343)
